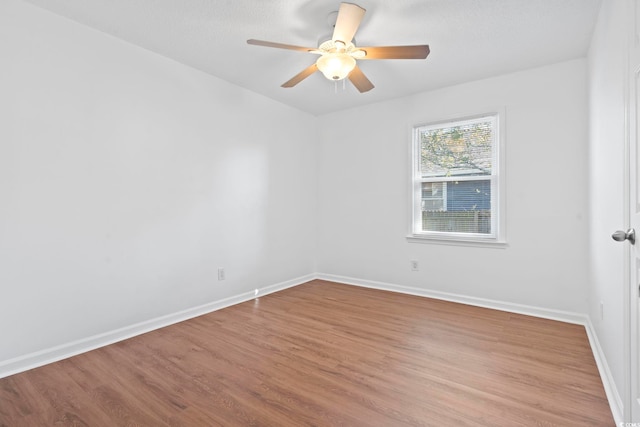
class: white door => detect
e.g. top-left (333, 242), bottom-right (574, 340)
top-left (627, 0), bottom-right (640, 420)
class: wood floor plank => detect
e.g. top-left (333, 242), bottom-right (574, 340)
top-left (0, 280), bottom-right (614, 426)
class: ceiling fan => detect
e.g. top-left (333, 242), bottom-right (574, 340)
top-left (247, 2), bottom-right (430, 93)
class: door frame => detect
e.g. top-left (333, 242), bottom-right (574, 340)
top-left (626, 0), bottom-right (639, 421)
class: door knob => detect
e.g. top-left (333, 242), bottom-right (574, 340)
top-left (612, 228), bottom-right (636, 244)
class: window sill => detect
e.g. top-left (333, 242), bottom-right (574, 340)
top-left (406, 235), bottom-right (509, 249)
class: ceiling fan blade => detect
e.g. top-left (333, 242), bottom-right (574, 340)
top-left (359, 45), bottom-right (430, 60)
top-left (282, 63), bottom-right (318, 88)
top-left (247, 39), bottom-right (316, 53)
top-left (348, 65), bottom-right (374, 93)
top-left (332, 3), bottom-right (366, 44)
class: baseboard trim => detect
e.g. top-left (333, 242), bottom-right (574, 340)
top-left (317, 273), bottom-right (587, 324)
top-left (317, 273), bottom-right (623, 424)
top-left (0, 273), bottom-right (315, 379)
top-left (583, 318), bottom-right (624, 425)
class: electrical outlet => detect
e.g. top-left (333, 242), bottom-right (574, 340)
top-left (411, 260), bottom-right (419, 271)
top-left (218, 268), bottom-right (225, 281)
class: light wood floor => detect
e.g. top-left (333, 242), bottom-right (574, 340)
top-left (0, 280), bottom-right (613, 426)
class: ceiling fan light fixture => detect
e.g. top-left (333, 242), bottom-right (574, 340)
top-left (316, 53), bottom-right (356, 81)
top-left (247, 2), bottom-right (429, 92)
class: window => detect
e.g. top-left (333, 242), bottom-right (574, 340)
top-left (409, 113), bottom-right (504, 244)
top-left (421, 182), bottom-right (447, 211)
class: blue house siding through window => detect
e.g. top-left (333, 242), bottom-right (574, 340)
top-left (447, 180), bottom-right (491, 211)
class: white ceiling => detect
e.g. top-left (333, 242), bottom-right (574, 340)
top-left (23, 0), bottom-right (602, 116)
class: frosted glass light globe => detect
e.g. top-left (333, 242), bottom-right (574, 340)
top-left (316, 53), bottom-right (356, 81)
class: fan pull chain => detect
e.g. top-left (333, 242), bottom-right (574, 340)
top-left (332, 80), bottom-right (348, 94)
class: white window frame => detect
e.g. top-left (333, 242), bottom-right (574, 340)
top-left (407, 110), bottom-right (507, 247)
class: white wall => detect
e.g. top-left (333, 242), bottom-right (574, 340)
top-left (317, 59), bottom-right (589, 314)
top-left (0, 0), bottom-right (317, 364)
top-left (587, 0), bottom-right (628, 418)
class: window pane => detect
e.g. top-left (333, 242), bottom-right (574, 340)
top-left (421, 182), bottom-right (446, 211)
top-left (419, 119), bottom-right (493, 178)
top-left (411, 113), bottom-right (500, 241)
top-left (421, 180), bottom-right (491, 234)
